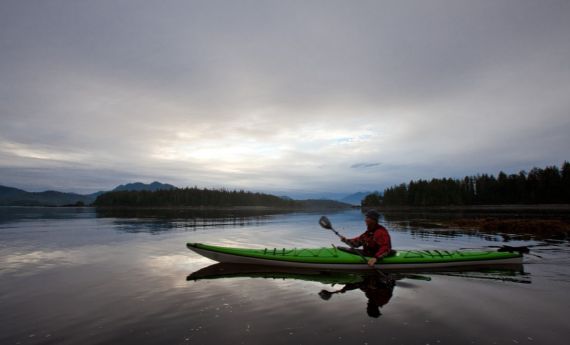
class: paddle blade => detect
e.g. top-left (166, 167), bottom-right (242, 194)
top-left (319, 216), bottom-right (332, 229)
top-left (318, 290), bottom-right (333, 300)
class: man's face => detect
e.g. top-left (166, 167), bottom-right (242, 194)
top-left (365, 217), bottom-right (377, 227)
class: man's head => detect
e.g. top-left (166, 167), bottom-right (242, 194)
top-left (365, 210), bottom-right (380, 227)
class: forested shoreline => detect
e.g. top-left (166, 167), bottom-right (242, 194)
top-left (363, 162), bottom-right (570, 207)
top-left (94, 188), bottom-right (295, 207)
top-left (93, 187), bottom-right (350, 209)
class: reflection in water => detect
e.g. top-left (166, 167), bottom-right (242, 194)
top-left (95, 208), bottom-right (353, 234)
top-left (426, 260), bottom-right (531, 283)
top-left (2, 207), bottom-right (568, 345)
top-left (380, 209), bottom-right (570, 241)
top-left (187, 263), bottom-right (529, 318)
top-left (0, 206), bottom-right (93, 225)
top-left (95, 208), bottom-right (293, 234)
top-left (318, 274), bottom-right (396, 318)
top-left (95, 207), bottom-right (293, 220)
top-left (187, 263), bottom-right (369, 284)
top-left (0, 249), bottom-right (83, 275)
top-left (108, 217), bottom-right (272, 234)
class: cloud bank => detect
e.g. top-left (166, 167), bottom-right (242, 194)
top-left (1, 0), bottom-right (569, 195)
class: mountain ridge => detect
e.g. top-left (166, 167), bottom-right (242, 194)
top-left (113, 181), bottom-right (177, 192)
top-left (0, 182), bottom-right (354, 207)
top-left (340, 191), bottom-right (374, 206)
top-left (0, 181), bottom-right (178, 206)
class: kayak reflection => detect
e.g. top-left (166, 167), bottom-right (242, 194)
top-left (187, 263), bottom-right (381, 285)
top-left (187, 263), bottom-right (529, 318)
top-left (187, 264), bottom-right (432, 318)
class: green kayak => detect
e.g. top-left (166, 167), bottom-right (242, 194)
top-left (187, 243), bottom-right (523, 270)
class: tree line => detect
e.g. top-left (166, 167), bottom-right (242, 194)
top-left (362, 162), bottom-right (570, 207)
top-left (94, 187), bottom-right (298, 208)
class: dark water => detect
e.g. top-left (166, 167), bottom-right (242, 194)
top-left (1, 207), bottom-right (569, 345)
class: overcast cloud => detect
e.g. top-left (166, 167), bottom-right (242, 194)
top-left (1, 0), bottom-right (569, 196)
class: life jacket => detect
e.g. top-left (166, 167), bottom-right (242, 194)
top-left (350, 223), bottom-right (392, 258)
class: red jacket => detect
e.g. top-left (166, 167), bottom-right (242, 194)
top-left (347, 224), bottom-right (392, 258)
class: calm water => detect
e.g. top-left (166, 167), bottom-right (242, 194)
top-left (1, 207), bottom-right (569, 345)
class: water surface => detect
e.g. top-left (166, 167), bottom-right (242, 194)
top-left (1, 207), bottom-right (569, 345)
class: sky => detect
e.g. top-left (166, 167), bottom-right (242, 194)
top-left (1, 0), bottom-right (569, 198)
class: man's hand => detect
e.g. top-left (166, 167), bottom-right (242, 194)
top-left (367, 257), bottom-right (377, 267)
top-left (340, 236), bottom-right (348, 244)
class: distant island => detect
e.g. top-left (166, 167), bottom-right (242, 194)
top-left (362, 162), bottom-right (570, 207)
top-left (0, 181), bottom-right (351, 210)
top-left (93, 187), bottom-right (351, 210)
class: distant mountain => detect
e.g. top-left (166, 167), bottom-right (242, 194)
top-left (296, 199), bottom-right (352, 210)
top-left (0, 181), bottom-right (177, 206)
top-left (273, 191), bottom-right (349, 201)
top-left (274, 191), bottom-right (375, 205)
top-left (87, 191), bottom-right (106, 198)
top-left (340, 192), bottom-right (374, 206)
top-left (0, 185), bottom-right (95, 206)
top-left (0, 185), bottom-right (26, 197)
top-left (0, 185), bottom-right (29, 201)
top-left (112, 181), bottom-right (177, 192)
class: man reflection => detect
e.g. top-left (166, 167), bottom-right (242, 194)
top-left (318, 274), bottom-right (395, 318)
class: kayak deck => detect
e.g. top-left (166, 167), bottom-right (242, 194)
top-left (187, 243), bottom-right (523, 270)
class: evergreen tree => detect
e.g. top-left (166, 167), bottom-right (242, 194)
top-left (361, 192), bottom-right (383, 207)
top-left (378, 162), bottom-right (569, 206)
top-left (563, 162), bottom-right (570, 203)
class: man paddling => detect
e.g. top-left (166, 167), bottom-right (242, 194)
top-left (340, 210), bottom-right (392, 267)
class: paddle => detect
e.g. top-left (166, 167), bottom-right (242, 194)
top-left (318, 289), bottom-right (337, 300)
top-left (459, 245), bottom-right (541, 258)
top-left (319, 216), bottom-right (386, 276)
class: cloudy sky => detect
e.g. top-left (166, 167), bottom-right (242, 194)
top-left (1, 0), bottom-right (569, 197)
